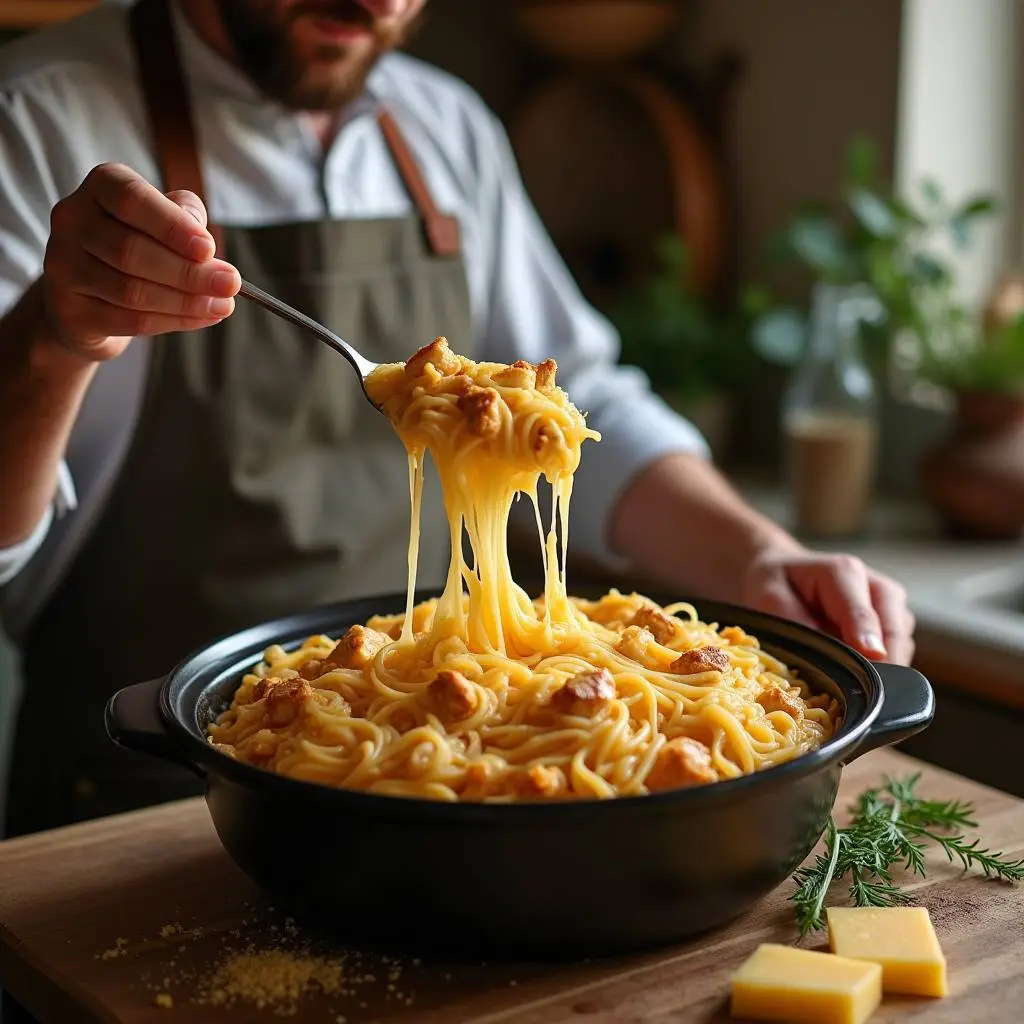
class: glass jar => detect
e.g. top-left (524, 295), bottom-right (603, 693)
top-left (783, 283), bottom-right (881, 539)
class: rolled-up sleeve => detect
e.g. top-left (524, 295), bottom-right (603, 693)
top-left (472, 110), bottom-right (709, 564)
top-left (0, 87), bottom-right (78, 586)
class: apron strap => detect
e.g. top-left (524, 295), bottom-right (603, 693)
top-left (377, 110), bottom-right (461, 257)
top-left (129, 0), bottom-right (460, 259)
top-left (128, 0), bottom-right (225, 255)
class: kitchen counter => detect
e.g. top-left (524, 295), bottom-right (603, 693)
top-left (739, 484), bottom-right (1024, 712)
top-left (2, 749), bottom-right (1024, 1023)
top-left (742, 484), bottom-right (1024, 650)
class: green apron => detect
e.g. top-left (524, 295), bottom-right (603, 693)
top-left (6, 0), bottom-right (472, 836)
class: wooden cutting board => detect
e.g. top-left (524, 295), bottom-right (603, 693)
top-left (2, 749), bottom-right (1024, 1024)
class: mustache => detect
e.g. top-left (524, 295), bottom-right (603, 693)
top-left (288, 0), bottom-right (376, 27)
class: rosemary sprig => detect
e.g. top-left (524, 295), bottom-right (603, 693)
top-left (790, 772), bottom-right (1024, 935)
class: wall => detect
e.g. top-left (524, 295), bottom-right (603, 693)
top-left (678, 0), bottom-right (903, 288)
top-left (676, 0), bottom-right (904, 468)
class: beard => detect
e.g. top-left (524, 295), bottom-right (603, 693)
top-left (215, 0), bottom-right (415, 110)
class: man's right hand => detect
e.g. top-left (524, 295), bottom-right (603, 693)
top-left (41, 162), bottom-right (240, 361)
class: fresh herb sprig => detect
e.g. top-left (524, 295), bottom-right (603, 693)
top-left (791, 773), bottom-right (1024, 936)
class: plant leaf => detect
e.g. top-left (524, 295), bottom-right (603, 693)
top-left (787, 215), bottom-right (850, 274)
top-left (848, 188), bottom-right (899, 238)
top-left (956, 195), bottom-right (998, 220)
top-left (920, 177), bottom-right (943, 207)
top-left (949, 215), bottom-right (974, 250)
top-left (910, 252), bottom-right (950, 285)
top-left (889, 196), bottom-right (926, 228)
top-left (751, 308), bottom-right (806, 365)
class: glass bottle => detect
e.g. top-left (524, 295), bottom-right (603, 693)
top-left (783, 282), bottom-right (880, 539)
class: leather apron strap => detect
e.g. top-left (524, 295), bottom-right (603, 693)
top-left (128, 0), bottom-right (460, 258)
top-left (129, 0), bottom-right (223, 254)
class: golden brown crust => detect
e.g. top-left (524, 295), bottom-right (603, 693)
top-left (757, 684), bottom-right (805, 719)
top-left (428, 669), bottom-right (479, 721)
top-left (457, 387), bottom-right (503, 438)
top-left (254, 677), bottom-right (315, 727)
top-left (326, 625), bottom-right (390, 670)
top-left (670, 646), bottom-right (729, 675)
top-left (448, 372), bottom-right (476, 396)
top-left (492, 360), bottom-right (537, 390)
top-left (298, 659), bottom-right (325, 680)
top-left (552, 667), bottom-right (616, 714)
top-left (534, 358), bottom-right (558, 389)
top-left (646, 737), bottom-right (718, 791)
top-left (630, 605), bottom-right (677, 645)
top-left (404, 337), bottom-right (460, 378)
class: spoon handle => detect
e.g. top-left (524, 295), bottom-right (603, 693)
top-left (237, 278), bottom-right (380, 383)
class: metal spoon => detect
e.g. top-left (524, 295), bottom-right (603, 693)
top-left (237, 278), bottom-right (382, 409)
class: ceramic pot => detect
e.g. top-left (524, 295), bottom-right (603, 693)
top-left (918, 390), bottom-right (1024, 539)
top-left (514, 0), bottom-right (681, 65)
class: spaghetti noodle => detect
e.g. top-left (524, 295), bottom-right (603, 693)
top-left (209, 338), bottom-right (841, 800)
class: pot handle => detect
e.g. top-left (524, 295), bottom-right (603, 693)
top-left (105, 678), bottom-right (204, 777)
top-left (847, 664), bottom-right (936, 761)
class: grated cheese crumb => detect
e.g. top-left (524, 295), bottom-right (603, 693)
top-left (195, 949), bottom-right (344, 1013)
top-left (98, 937), bottom-right (129, 960)
top-left (154, 993), bottom-right (173, 1009)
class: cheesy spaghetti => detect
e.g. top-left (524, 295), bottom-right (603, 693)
top-left (208, 338), bottom-right (841, 800)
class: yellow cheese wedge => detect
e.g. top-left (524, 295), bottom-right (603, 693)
top-left (730, 943), bottom-right (882, 1024)
top-left (827, 906), bottom-right (948, 997)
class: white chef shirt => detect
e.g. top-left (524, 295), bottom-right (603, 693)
top-left (0, 1), bottom-right (707, 619)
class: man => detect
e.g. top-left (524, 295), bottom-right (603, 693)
top-left (0, 0), bottom-right (913, 834)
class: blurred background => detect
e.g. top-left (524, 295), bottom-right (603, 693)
top-left (2, 0), bottom-right (1024, 818)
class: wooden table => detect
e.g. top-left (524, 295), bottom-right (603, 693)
top-left (2, 750), bottom-right (1023, 1023)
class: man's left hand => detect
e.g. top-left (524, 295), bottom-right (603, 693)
top-left (741, 547), bottom-right (915, 665)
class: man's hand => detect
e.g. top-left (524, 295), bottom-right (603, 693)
top-left (741, 547), bottom-right (915, 665)
top-left (41, 162), bottom-right (240, 361)
top-left (609, 452), bottom-right (917, 666)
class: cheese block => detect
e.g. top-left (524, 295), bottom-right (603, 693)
top-left (730, 943), bottom-right (882, 1024)
top-left (827, 906), bottom-right (948, 997)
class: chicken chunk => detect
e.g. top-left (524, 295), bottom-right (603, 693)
top-left (457, 386), bottom-right (503, 438)
top-left (552, 667), bottom-right (616, 714)
top-left (298, 659), bottom-right (325, 680)
top-left (757, 684), bottom-right (805, 720)
top-left (404, 336), bottom-right (460, 378)
top-left (530, 422), bottom-right (560, 456)
top-left (428, 669), bottom-right (479, 721)
top-left (630, 605), bottom-right (677, 645)
top-left (492, 360), bottom-right (537, 390)
top-left (670, 646), bottom-right (729, 675)
top-left (646, 737), bottom-right (718, 791)
top-left (326, 625), bottom-right (390, 670)
top-left (254, 677), bottom-right (315, 728)
top-left (534, 358), bottom-right (558, 389)
top-left (616, 625), bottom-right (654, 664)
top-left (514, 764), bottom-right (567, 799)
top-left (448, 372), bottom-right (476, 397)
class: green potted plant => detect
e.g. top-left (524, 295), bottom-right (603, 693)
top-left (749, 136), bottom-right (997, 376)
top-left (612, 234), bottom-right (757, 459)
top-left (916, 288), bottom-right (1024, 538)
top-left (745, 136), bottom-right (1005, 535)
